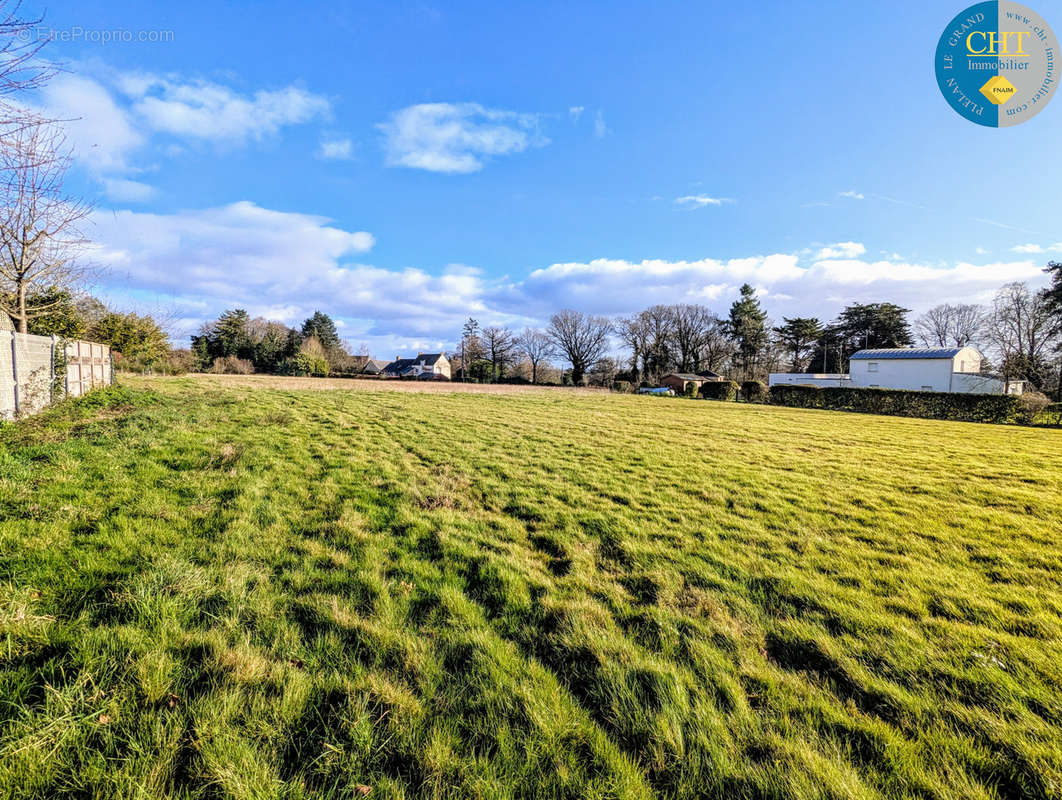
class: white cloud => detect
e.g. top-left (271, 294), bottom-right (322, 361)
top-left (39, 69), bottom-right (331, 201)
top-left (120, 74), bottom-right (330, 143)
top-left (568, 106), bottom-right (584, 120)
top-left (318, 138), bottom-right (354, 159)
top-left (39, 74), bottom-right (145, 174)
top-left (839, 190), bottom-right (865, 200)
top-left (101, 177), bottom-right (155, 202)
top-left (593, 110), bottom-right (607, 138)
top-left (814, 241), bottom-right (866, 260)
top-left (675, 195), bottom-right (733, 209)
top-left (378, 102), bottom-right (548, 173)
top-left (89, 203), bottom-right (1051, 355)
top-left (1012, 243), bottom-right (1062, 254)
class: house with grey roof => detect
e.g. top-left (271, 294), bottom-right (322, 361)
top-left (381, 352), bottom-right (451, 380)
top-left (770, 346), bottom-right (1024, 395)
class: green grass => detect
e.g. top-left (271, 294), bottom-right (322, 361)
top-left (1, 376), bottom-right (1061, 800)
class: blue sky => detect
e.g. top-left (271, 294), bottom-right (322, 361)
top-left (26, 0), bottom-right (1061, 354)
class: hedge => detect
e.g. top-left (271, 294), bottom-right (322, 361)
top-left (700, 380), bottom-right (738, 401)
top-left (741, 380), bottom-right (768, 403)
top-left (767, 384), bottom-right (1025, 424)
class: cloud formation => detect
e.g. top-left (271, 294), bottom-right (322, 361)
top-left (1011, 243), bottom-right (1062, 254)
top-left (318, 138), bottom-right (354, 159)
top-left (38, 69), bottom-right (331, 199)
top-left (675, 195), bottom-right (732, 209)
top-left (378, 102), bottom-right (548, 173)
top-left (87, 204), bottom-right (1051, 355)
top-left (813, 242), bottom-right (866, 260)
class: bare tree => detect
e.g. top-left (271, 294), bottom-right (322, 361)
top-left (616, 313), bottom-right (650, 383)
top-left (516, 327), bottom-right (554, 384)
top-left (698, 315), bottom-right (737, 374)
top-left (986, 282), bottom-right (1058, 388)
top-left (0, 3), bottom-right (55, 139)
top-left (641, 305), bottom-right (675, 380)
top-left (0, 121), bottom-right (92, 333)
top-left (481, 325), bottom-right (516, 381)
top-left (547, 309), bottom-right (612, 385)
top-left (915, 303), bottom-right (986, 348)
top-left (671, 304), bottom-right (717, 372)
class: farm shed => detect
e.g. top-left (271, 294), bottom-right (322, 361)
top-left (661, 373), bottom-right (715, 394)
top-left (849, 347), bottom-right (1021, 395)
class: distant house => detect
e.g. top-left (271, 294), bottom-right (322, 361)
top-left (382, 352), bottom-right (451, 380)
top-left (769, 347), bottom-right (1024, 395)
top-left (360, 358), bottom-right (389, 375)
top-left (660, 373), bottom-right (716, 395)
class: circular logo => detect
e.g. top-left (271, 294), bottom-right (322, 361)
top-left (935, 2), bottom-right (1058, 126)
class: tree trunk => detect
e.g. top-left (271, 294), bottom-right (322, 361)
top-left (16, 285), bottom-right (27, 333)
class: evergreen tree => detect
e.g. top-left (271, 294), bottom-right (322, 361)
top-left (301, 311), bottom-right (342, 353)
top-left (727, 284), bottom-right (769, 380)
top-left (773, 317), bottom-right (823, 372)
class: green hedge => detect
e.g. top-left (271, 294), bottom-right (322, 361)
top-left (768, 384), bottom-right (1024, 424)
top-left (741, 380), bottom-right (768, 403)
top-left (700, 380), bottom-right (738, 401)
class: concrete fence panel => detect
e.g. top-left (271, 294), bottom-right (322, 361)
top-left (0, 332), bottom-right (112, 420)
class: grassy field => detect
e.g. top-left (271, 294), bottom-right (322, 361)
top-left (1, 376), bottom-right (1060, 800)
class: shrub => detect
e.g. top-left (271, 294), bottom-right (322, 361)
top-left (700, 380), bottom-right (738, 401)
top-left (210, 356), bottom-right (255, 375)
top-left (742, 380), bottom-right (768, 403)
top-left (683, 381), bottom-right (698, 398)
top-left (1017, 391), bottom-right (1051, 424)
top-left (1040, 402), bottom-right (1062, 427)
top-left (768, 384), bottom-right (1025, 424)
top-left (279, 353), bottom-right (328, 377)
top-left (613, 381), bottom-right (632, 393)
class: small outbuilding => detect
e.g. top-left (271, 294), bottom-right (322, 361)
top-left (660, 373), bottom-right (714, 395)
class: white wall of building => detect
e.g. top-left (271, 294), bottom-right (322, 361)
top-left (849, 358), bottom-right (954, 391)
top-left (846, 347), bottom-right (1000, 394)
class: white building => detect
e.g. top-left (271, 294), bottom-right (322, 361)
top-left (769, 347), bottom-right (1024, 395)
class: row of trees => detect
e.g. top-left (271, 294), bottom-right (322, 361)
top-left (456, 269), bottom-right (1062, 397)
top-left (191, 309), bottom-right (364, 376)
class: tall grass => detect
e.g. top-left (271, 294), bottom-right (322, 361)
top-left (0, 377), bottom-right (1060, 799)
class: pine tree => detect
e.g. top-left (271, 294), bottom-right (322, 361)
top-left (727, 284), bottom-right (769, 380)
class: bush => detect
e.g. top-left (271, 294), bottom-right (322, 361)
top-left (613, 381), bottom-right (632, 394)
top-left (1017, 391), bottom-right (1051, 424)
top-left (1039, 402), bottom-right (1062, 427)
top-left (768, 384), bottom-right (1025, 424)
top-left (210, 356), bottom-right (255, 375)
top-left (683, 381), bottom-right (698, 398)
top-left (700, 380), bottom-right (738, 401)
top-left (741, 380), bottom-right (768, 403)
top-left (279, 353), bottom-right (328, 377)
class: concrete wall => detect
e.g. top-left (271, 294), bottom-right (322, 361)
top-left (1, 332), bottom-right (112, 419)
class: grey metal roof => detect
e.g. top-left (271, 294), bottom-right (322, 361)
top-left (663, 373), bottom-right (709, 381)
top-left (850, 347), bottom-right (968, 360)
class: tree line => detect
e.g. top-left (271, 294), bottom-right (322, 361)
top-left (456, 271), bottom-right (1062, 398)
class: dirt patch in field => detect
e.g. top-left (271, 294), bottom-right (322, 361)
top-left (140, 373), bottom-right (609, 396)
